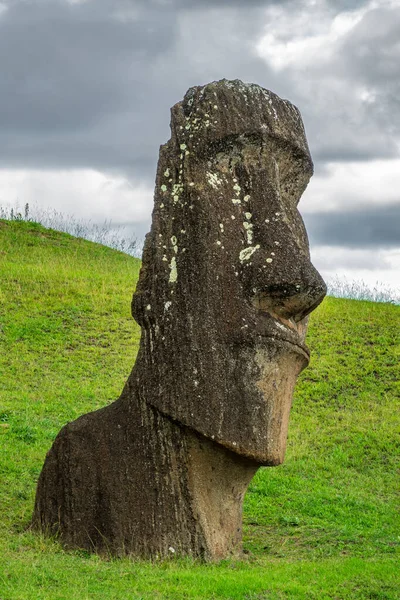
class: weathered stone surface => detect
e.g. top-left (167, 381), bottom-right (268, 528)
top-left (32, 79), bottom-right (326, 560)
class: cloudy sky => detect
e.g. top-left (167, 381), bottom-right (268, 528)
top-left (0, 0), bottom-right (399, 290)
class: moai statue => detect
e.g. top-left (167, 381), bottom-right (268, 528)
top-left (32, 80), bottom-right (326, 560)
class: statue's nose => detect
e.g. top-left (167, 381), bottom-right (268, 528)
top-left (254, 262), bottom-right (326, 323)
top-left (247, 222), bottom-right (327, 323)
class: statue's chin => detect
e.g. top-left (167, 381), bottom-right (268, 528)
top-left (260, 348), bottom-right (306, 465)
top-left (215, 344), bottom-right (306, 466)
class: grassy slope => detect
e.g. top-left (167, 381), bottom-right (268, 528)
top-left (0, 219), bottom-right (399, 600)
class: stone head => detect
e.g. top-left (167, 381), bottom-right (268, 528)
top-left (132, 79), bottom-right (326, 465)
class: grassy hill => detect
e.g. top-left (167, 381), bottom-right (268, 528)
top-left (0, 219), bottom-right (399, 600)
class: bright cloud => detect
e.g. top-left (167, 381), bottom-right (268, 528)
top-left (0, 169), bottom-right (153, 225)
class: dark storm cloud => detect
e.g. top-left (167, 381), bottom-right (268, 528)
top-left (0, 0), bottom-right (274, 180)
top-left (304, 203), bottom-right (400, 249)
top-left (0, 0), bottom-right (178, 173)
top-left (0, 0), bottom-right (398, 178)
top-left (0, 2), bottom-right (176, 132)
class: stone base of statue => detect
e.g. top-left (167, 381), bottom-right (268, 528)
top-left (33, 380), bottom-right (258, 559)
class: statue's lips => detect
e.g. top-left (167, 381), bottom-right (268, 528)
top-left (256, 311), bottom-right (311, 362)
top-left (261, 334), bottom-right (310, 363)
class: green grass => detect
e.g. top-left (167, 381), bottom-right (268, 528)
top-left (0, 219), bottom-right (399, 599)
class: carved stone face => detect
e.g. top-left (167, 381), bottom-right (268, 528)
top-left (132, 80), bottom-right (326, 465)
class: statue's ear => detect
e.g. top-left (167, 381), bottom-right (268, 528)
top-left (131, 273), bottom-right (149, 327)
top-left (131, 233), bottom-right (155, 327)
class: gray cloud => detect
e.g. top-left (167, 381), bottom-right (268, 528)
top-left (304, 203), bottom-right (400, 249)
top-left (310, 245), bottom-right (394, 275)
top-left (1, 0), bottom-right (397, 178)
top-left (337, 7), bottom-right (400, 142)
top-left (0, 0), bottom-right (274, 180)
top-left (140, 0), bottom-right (290, 7)
top-left (258, 3), bottom-right (400, 164)
top-left (0, 0), bottom-right (176, 131)
top-left (340, 7), bottom-right (400, 85)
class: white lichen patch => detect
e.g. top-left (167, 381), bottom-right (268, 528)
top-left (172, 183), bottom-right (184, 204)
top-left (233, 183), bottom-right (241, 195)
top-left (243, 212), bottom-right (254, 244)
top-left (169, 256), bottom-right (178, 283)
top-left (213, 104), bottom-right (218, 109)
top-left (231, 215), bottom-right (236, 220)
top-left (189, 182), bottom-right (195, 187)
top-left (239, 244), bottom-right (260, 263)
top-left (243, 221), bottom-right (254, 244)
top-left (216, 240), bottom-right (222, 246)
top-left (161, 184), bottom-right (167, 192)
top-left (219, 223), bottom-right (224, 232)
top-left (231, 198), bottom-right (241, 205)
top-left (206, 172), bottom-right (223, 189)
top-left (162, 254), bottom-right (168, 262)
top-left (164, 168), bottom-right (170, 177)
top-left (180, 143), bottom-right (187, 151)
top-left (146, 304), bottom-right (151, 311)
top-left (170, 235), bottom-right (178, 254)
top-left (164, 301), bottom-right (172, 311)
top-left (266, 257), bottom-right (273, 263)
